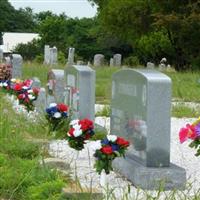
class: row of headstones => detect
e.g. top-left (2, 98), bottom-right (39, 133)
top-left (94, 53), bottom-right (122, 67)
top-left (34, 48), bottom-right (186, 190)
top-left (43, 45), bottom-right (122, 67)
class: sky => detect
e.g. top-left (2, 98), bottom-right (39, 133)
top-left (9, 0), bottom-right (97, 18)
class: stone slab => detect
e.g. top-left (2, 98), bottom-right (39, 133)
top-left (113, 156), bottom-right (186, 190)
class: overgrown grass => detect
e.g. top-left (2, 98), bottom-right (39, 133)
top-left (0, 92), bottom-right (71, 199)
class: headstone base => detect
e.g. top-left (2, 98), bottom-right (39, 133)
top-left (113, 157), bottom-right (186, 190)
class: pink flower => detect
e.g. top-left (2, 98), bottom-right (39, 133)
top-left (179, 124), bottom-right (197, 143)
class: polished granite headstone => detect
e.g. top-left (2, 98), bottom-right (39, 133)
top-left (111, 69), bottom-right (186, 190)
top-left (64, 65), bottom-right (95, 121)
top-left (34, 87), bottom-right (47, 113)
top-left (49, 46), bottom-right (57, 65)
top-left (11, 54), bottom-right (23, 78)
top-left (67, 47), bottom-right (75, 67)
top-left (47, 69), bottom-right (64, 103)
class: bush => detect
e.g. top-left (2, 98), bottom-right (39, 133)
top-left (124, 56), bottom-right (140, 67)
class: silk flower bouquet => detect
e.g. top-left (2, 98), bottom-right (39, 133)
top-left (179, 117), bottom-right (200, 156)
top-left (46, 103), bottom-right (69, 133)
top-left (67, 118), bottom-right (95, 150)
top-left (94, 135), bottom-right (130, 174)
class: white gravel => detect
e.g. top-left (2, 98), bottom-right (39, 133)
top-left (48, 117), bottom-right (200, 199)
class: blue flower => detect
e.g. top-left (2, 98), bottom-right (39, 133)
top-left (111, 144), bottom-right (120, 151)
top-left (62, 112), bottom-right (68, 117)
top-left (46, 106), bottom-right (58, 115)
top-left (101, 138), bottom-right (109, 145)
top-left (195, 122), bottom-right (200, 137)
top-left (88, 129), bottom-right (94, 135)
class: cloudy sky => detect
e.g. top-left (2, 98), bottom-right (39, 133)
top-left (9, 0), bottom-right (97, 18)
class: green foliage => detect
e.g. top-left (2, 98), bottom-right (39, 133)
top-left (189, 139), bottom-right (200, 157)
top-left (26, 180), bottom-right (64, 200)
top-left (123, 56), bottom-right (140, 67)
top-left (95, 105), bottom-right (110, 117)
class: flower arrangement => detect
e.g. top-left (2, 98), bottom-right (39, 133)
top-left (0, 80), bottom-right (11, 91)
top-left (46, 103), bottom-right (69, 133)
top-left (94, 135), bottom-right (130, 174)
top-left (67, 118), bottom-right (95, 150)
top-left (17, 87), bottom-right (40, 112)
top-left (179, 117), bottom-right (200, 156)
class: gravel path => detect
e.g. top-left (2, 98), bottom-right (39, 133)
top-left (48, 117), bottom-right (200, 199)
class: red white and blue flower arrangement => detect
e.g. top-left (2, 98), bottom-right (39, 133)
top-left (0, 79), bottom-right (40, 112)
top-left (46, 103), bottom-right (69, 133)
top-left (67, 118), bottom-right (95, 150)
top-left (179, 118), bottom-right (200, 156)
top-left (94, 135), bottom-right (130, 174)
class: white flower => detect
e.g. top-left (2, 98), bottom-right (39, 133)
top-left (73, 124), bottom-right (82, 131)
top-left (11, 78), bottom-right (16, 82)
top-left (107, 135), bottom-right (117, 142)
top-left (53, 112), bottom-right (62, 118)
top-left (93, 140), bottom-right (102, 150)
top-left (0, 83), bottom-right (3, 87)
top-left (70, 119), bottom-right (79, 126)
top-left (22, 86), bottom-right (28, 90)
top-left (27, 89), bottom-right (33, 93)
top-left (28, 94), bottom-right (35, 100)
top-left (73, 129), bottom-right (83, 137)
top-left (49, 103), bottom-right (57, 108)
top-left (3, 82), bottom-right (8, 87)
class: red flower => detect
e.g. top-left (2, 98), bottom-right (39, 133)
top-left (57, 103), bottom-right (68, 112)
top-left (179, 124), bottom-right (196, 143)
top-left (13, 83), bottom-right (23, 91)
top-left (23, 79), bottom-right (33, 87)
top-left (100, 145), bottom-right (113, 155)
top-left (24, 98), bottom-right (30, 103)
top-left (18, 94), bottom-right (25, 100)
top-left (84, 133), bottom-right (91, 140)
top-left (116, 137), bottom-right (130, 147)
top-left (32, 87), bottom-right (40, 95)
top-left (68, 128), bottom-right (74, 137)
top-left (79, 118), bottom-right (94, 131)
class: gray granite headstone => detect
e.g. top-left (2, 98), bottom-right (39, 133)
top-left (111, 69), bottom-right (186, 190)
top-left (67, 47), bottom-right (75, 67)
top-left (49, 46), bottom-right (57, 65)
top-left (32, 77), bottom-right (41, 88)
top-left (93, 54), bottom-right (104, 67)
top-left (5, 56), bottom-right (11, 65)
top-left (110, 58), bottom-right (114, 67)
top-left (44, 45), bottom-right (50, 64)
top-left (146, 62), bottom-right (155, 69)
top-left (34, 87), bottom-right (47, 113)
top-left (113, 54), bottom-right (122, 66)
top-left (0, 48), bottom-right (3, 62)
top-left (11, 54), bottom-right (23, 78)
top-left (64, 65), bottom-right (95, 121)
top-left (47, 69), bottom-right (65, 103)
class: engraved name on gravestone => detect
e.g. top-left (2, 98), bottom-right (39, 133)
top-left (64, 65), bottom-right (95, 121)
top-left (111, 69), bottom-right (186, 189)
top-left (94, 54), bottom-right (104, 67)
top-left (44, 45), bottom-right (50, 64)
top-left (11, 54), bottom-right (23, 78)
top-left (47, 69), bottom-right (64, 103)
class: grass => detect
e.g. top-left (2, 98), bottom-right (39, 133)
top-left (0, 91), bottom-right (71, 199)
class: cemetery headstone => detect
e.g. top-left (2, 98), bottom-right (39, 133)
top-left (110, 58), bottom-right (114, 67)
top-left (113, 54), bottom-right (122, 66)
top-left (44, 45), bottom-right (50, 65)
top-left (64, 65), bottom-right (95, 121)
top-left (49, 46), bottom-right (57, 65)
top-left (146, 62), bottom-right (155, 69)
top-left (0, 48), bottom-right (3, 62)
top-left (93, 54), bottom-right (104, 67)
top-left (47, 69), bottom-right (65, 103)
top-left (67, 47), bottom-right (75, 67)
top-left (34, 87), bottom-right (47, 113)
top-left (77, 60), bottom-right (84, 65)
top-left (32, 77), bottom-right (41, 88)
top-left (11, 54), bottom-right (23, 79)
top-left (111, 69), bottom-right (186, 190)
